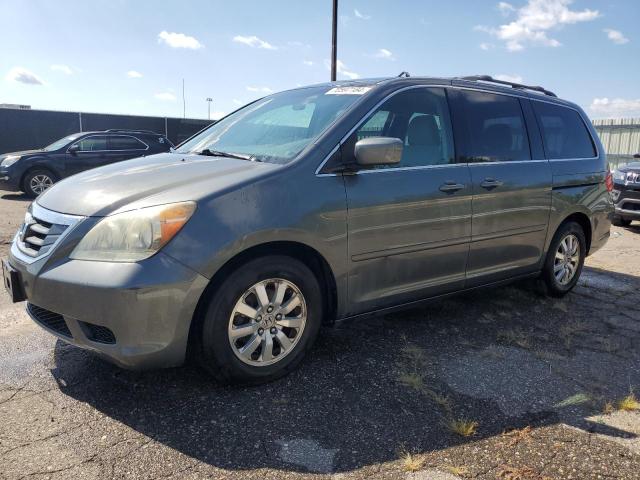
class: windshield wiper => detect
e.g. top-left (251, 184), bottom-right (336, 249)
top-left (195, 148), bottom-right (260, 162)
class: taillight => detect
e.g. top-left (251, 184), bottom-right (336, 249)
top-left (605, 170), bottom-right (613, 192)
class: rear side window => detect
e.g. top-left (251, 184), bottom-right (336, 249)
top-left (109, 136), bottom-right (147, 151)
top-left (453, 90), bottom-right (531, 162)
top-left (532, 102), bottom-right (596, 159)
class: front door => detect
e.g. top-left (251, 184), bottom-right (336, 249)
top-left (343, 87), bottom-right (473, 314)
top-left (65, 135), bottom-right (110, 176)
top-left (449, 89), bottom-right (552, 285)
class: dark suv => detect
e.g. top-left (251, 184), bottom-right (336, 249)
top-left (612, 154), bottom-right (640, 226)
top-left (0, 129), bottom-right (172, 197)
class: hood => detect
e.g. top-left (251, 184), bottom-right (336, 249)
top-left (37, 152), bottom-right (278, 217)
top-left (619, 162), bottom-right (640, 172)
top-left (1, 149), bottom-right (42, 159)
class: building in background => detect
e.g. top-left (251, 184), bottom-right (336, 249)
top-left (0, 106), bottom-right (212, 154)
top-left (593, 118), bottom-right (640, 170)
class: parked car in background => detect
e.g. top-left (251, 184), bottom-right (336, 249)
top-left (612, 153), bottom-right (640, 226)
top-left (0, 129), bottom-right (173, 197)
top-left (3, 75), bottom-right (613, 385)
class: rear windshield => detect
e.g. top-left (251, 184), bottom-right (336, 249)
top-left (176, 86), bottom-right (371, 164)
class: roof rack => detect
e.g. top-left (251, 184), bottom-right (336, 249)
top-left (105, 129), bottom-right (159, 134)
top-left (458, 75), bottom-right (557, 97)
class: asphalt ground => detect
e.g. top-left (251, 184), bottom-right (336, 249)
top-left (1, 191), bottom-right (640, 479)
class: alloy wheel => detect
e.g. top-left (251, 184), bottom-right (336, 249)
top-left (30, 174), bottom-right (53, 195)
top-left (554, 233), bottom-right (580, 285)
top-left (228, 278), bottom-right (307, 366)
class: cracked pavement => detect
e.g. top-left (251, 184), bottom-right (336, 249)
top-left (1, 192), bottom-right (640, 479)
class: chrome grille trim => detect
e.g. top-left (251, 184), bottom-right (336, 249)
top-left (11, 203), bottom-right (84, 265)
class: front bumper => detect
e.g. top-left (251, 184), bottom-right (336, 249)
top-left (8, 247), bottom-right (209, 369)
top-left (613, 185), bottom-right (640, 220)
top-left (0, 169), bottom-right (20, 192)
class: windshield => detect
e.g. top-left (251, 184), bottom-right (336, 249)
top-left (177, 85), bottom-right (371, 163)
top-left (43, 134), bottom-right (82, 151)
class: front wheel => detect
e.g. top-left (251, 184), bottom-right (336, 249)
top-left (541, 221), bottom-right (586, 297)
top-left (23, 169), bottom-right (56, 198)
top-left (196, 255), bottom-right (322, 385)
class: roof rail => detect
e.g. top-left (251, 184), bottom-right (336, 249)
top-left (458, 75), bottom-right (557, 98)
top-left (105, 129), bottom-right (159, 134)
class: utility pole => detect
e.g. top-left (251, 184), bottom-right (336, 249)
top-left (182, 79), bottom-right (186, 119)
top-left (206, 97), bottom-right (213, 120)
top-left (331, 0), bottom-right (338, 81)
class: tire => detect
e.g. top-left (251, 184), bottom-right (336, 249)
top-left (196, 255), bottom-right (323, 385)
top-left (612, 216), bottom-right (632, 227)
top-left (541, 221), bottom-right (586, 298)
top-left (23, 169), bottom-right (56, 198)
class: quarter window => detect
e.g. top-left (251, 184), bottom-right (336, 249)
top-left (73, 136), bottom-right (107, 152)
top-left (350, 88), bottom-right (455, 168)
top-left (109, 136), bottom-right (147, 150)
top-left (532, 102), bottom-right (596, 159)
top-left (454, 91), bottom-right (531, 162)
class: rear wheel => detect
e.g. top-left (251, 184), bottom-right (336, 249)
top-left (197, 255), bottom-right (322, 385)
top-left (541, 221), bottom-right (586, 297)
top-left (23, 169), bottom-right (56, 198)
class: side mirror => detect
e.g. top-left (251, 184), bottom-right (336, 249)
top-left (354, 137), bottom-right (403, 167)
top-left (634, 153), bottom-right (640, 159)
top-left (68, 144), bottom-right (79, 154)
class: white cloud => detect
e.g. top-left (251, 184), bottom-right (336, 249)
top-left (5, 67), bottom-right (44, 85)
top-left (590, 98), bottom-right (640, 118)
top-left (233, 35), bottom-right (277, 50)
top-left (354, 9), bottom-right (371, 20)
top-left (476, 0), bottom-right (600, 52)
top-left (324, 59), bottom-right (360, 80)
top-left (50, 64), bottom-right (73, 75)
top-left (246, 86), bottom-right (273, 93)
top-left (604, 29), bottom-right (629, 45)
top-left (479, 42), bottom-right (494, 50)
top-left (127, 70), bottom-right (143, 78)
top-left (373, 48), bottom-right (394, 60)
top-left (303, 60), bottom-right (314, 66)
top-left (497, 2), bottom-right (515, 15)
top-left (494, 73), bottom-right (524, 83)
top-left (158, 31), bottom-right (204, 50)
top-left (232, 99), bottom-right (244, 105)
top-left (155, 92), bottom-right (177, 101)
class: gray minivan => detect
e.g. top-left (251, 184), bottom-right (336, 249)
top-left (3, 75), bottom-right (613, 384)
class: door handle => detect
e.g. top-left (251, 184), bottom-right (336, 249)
top-left (439, 181), bottom-right (465, 193)
top-left (480, 178), bottom-right (504, 189)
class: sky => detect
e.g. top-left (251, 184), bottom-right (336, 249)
top-left (1, 0), bottom-right (638, 120)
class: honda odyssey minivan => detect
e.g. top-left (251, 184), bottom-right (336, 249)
top-left (3, 75), bottom-right (613, 384)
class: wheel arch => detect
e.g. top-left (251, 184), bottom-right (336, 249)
top-left (20, 162), bottom-right (60, 191)
top-left (187, 240), bottom-right (338, 358)
top-left (558, 211), bottom-right (592, 254)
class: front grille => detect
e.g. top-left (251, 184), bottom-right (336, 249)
top-left (27, 303), bottom-right (72, 337)
top-left (621, 202), bottom-right (640, 211)
top-left (79, 321), bottom-right (116, 344)
top-left (18, 214), bottom-right (68, 258)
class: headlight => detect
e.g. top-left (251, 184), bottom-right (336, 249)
top-left (70, 202), bottom-right (196, 262)
top-left (613, 170), bottom-right (626, 182)
top-left (1, 155), bottom-right (22, 167)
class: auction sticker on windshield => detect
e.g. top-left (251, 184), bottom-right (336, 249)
top-left (325, 86), bottom-right (372, 95)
